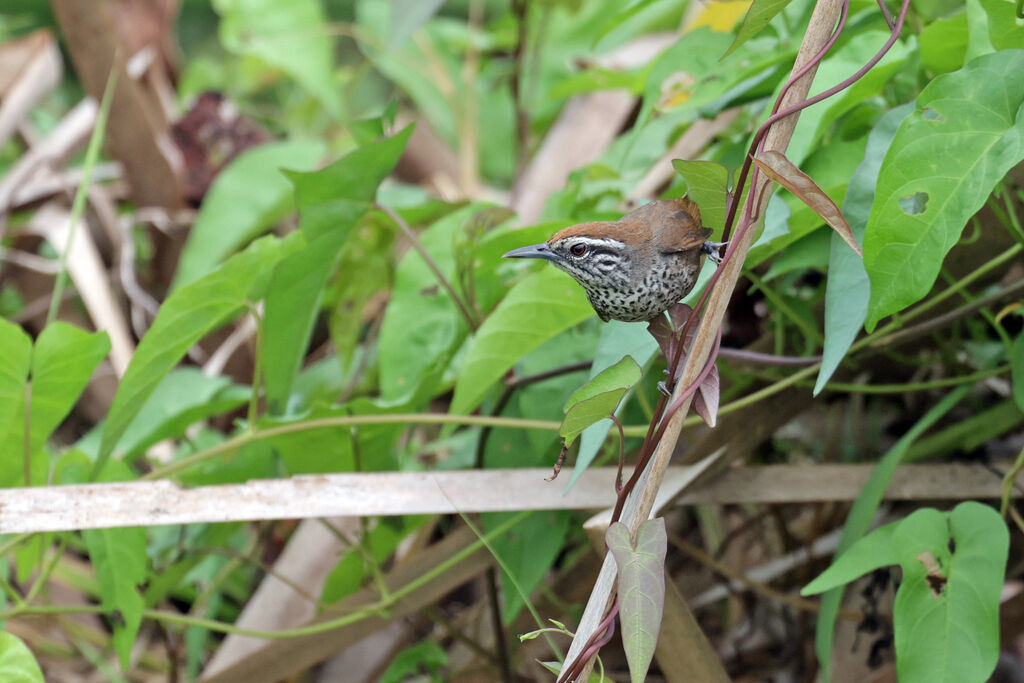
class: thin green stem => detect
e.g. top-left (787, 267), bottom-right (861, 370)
top-left (1001, 445), bottom-right (1024, 518)
top-left (0, 565), bottom-right (23, 606)
top-left (804, 365), bottom-right (1009, 394)
top-left (23, 537), bottom-right (68, 607)
top-left (0, 533), bottom-right (32, 557)
top-left (46, 62), bottom-right (120, 326)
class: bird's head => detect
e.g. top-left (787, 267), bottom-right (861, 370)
top-left (502, 221), bottom-right (639, 293)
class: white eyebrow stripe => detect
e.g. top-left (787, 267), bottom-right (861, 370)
top-left (557, 237), bottom-right (625, 249)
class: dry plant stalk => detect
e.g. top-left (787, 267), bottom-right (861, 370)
top-left (560, 0), bottom-right (847, 676)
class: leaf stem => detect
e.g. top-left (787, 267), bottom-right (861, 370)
top-left (378, 203), bottom-right (479, 331)
top-left (804, 365), bottom-right (1009, 394)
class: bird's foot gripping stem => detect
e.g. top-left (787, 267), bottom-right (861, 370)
top-left (702, 240), bottom-right (727, 265)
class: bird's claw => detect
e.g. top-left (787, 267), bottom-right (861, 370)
top-left (702, 240), bottom-right (727, 265)
top-left (657, 380), bottom-right (672, 396)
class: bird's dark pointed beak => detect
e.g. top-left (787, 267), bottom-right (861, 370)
top-left (502, 243), bottom-right (560, 262)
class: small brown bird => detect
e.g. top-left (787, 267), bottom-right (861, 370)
top-left (503, 199), bottom-right (718, 322)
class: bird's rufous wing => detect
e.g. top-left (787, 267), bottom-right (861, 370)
top-left (652, 198), bottom-right (711, 253)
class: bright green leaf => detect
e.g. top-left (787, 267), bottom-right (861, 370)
top-left (28, 322), bottom-right (110, 454)
top-left (724, 0), bottom-right (794, 57)
top-left (569, 321), bottom-right (659, 490)
top-left (864, 50), bottom-right (1024, 329)
top-left (560, 356), bottom-right (641, 446)
top-left (564, 355), bottom-right (642, 411)
top-left (801, 520), bottom-right (899, 595)
top-left (815, 104), bottom-right (912, 394)
top-left (450, 267), bottom-right (593, 416)
top-left (607, 518), bottom-right (667, 683)
top-left (0, 319), bottom-right (31, 448)
top-left (98, 233), bottom-right (302, 470)
top-left (0, 322), bottom-right (108, 487)
top-left (978, 0), bottom-right (1024, 49)
top-left (172, 140), bottom-right (325, 290)
top-left (920, 12), bottom-right (969, 74)
top-left (671, 159), bottom-right (729, 238)
top-left (0, 632), bottom-right (44, 683)
top-left (111, 369), bottom-right (249, 457)
top-left (263, 128), bottom-right (412, 413)
top-left (813, 386), bottom-right (971, 680)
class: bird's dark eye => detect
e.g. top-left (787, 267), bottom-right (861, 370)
top-left (570, 243), bottom-right (587, 256)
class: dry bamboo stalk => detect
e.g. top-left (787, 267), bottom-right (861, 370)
top-left (1, 461), bottom-right (1015, 534)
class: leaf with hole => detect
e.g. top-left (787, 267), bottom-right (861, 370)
top-left (863, 50), bottom-right (1024, 329)
top-left (810, 385), bottom-right (971, 680)
top-left (607, 518), bottom-right (667, 683)
top-left (753, 151), bottom-right (861, 257)
top-left (560, 355), bottom-right (641, 446)
top-left (805, 503), bottom-right (1006, 683)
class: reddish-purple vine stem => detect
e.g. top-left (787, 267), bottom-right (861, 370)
top-left (560, 599), bottom-right (619, 681)
top-left (563, 1), bottom-right (911, 677)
